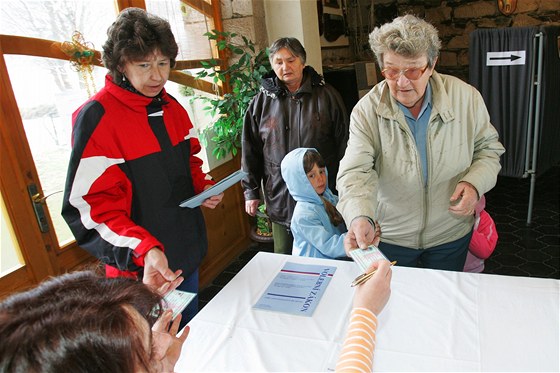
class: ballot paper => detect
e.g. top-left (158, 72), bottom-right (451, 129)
top-left (162, 289), bottom-right (196, 320)
top-left (179, 170), bottom-right (247, 208)
top-left (253, 262), bottom-right (336, 317)
top-left (349, 245), bottom-right (389, 272)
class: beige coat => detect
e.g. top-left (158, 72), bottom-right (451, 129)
top-left (337, 71), bottom-right (505, 249)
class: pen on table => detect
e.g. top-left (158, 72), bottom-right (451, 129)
top-left (351, 261), bottom-right (397, 287)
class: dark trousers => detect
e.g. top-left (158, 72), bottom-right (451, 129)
top-left (176, 268), bottom-right (199, 330)
top-left (378, 230), bottom-right (472, 271)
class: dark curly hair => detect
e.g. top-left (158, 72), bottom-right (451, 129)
top-left (102, 7), bottom-right (178, 82)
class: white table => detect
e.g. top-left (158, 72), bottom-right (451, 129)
top-left (176, 252), bottom-right (559, 372)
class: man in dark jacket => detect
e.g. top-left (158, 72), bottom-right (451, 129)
top-left (242, 37), bottom-right (349, 254)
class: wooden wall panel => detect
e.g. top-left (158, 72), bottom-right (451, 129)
top-left (199, 156), bottom-right (251, 287)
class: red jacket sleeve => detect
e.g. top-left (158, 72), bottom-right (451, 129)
top-left (62, 100), bottom-right (164, 272)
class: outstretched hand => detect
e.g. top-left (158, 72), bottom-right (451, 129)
top-left (143, 248), bottom-right (183, 295)
top-left (345, 218), bottom-right (381, 256)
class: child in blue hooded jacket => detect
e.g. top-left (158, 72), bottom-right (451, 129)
top-left (281, 148), bottom-right (347, 259)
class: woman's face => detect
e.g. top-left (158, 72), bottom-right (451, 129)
top-left (121, 49), bottom-right (170, 97)
top-left (306, 163), bottom-right (327, 195)
top-left (271, 47), bottom-right (305, 92)
top-left (381, 51), bottom-right (436, 111)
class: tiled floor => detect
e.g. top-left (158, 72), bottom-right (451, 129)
top-left (484, 164), bottom-right (559, 278)
top-left (199, 164), bottom-right (560, 308)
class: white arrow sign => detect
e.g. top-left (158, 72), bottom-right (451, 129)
top-left (486, 51), bottom-right (526, 66)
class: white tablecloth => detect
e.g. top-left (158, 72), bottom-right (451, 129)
top-left (176, 252), bottom-right (559, 372)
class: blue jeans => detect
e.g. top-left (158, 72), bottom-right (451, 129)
top-left (175, 269), bottom-right (199, 329)
top-left (378, 230), bottom-right (472, 271)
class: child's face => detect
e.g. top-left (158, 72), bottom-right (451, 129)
top-left (306, 164), bottom-right (327, 195)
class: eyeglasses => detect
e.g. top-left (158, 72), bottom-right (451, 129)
top-left (381, 65), bottom-right (429, 80)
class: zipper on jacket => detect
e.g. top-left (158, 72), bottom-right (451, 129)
top-left (418, 118), bottom-right (436, 249)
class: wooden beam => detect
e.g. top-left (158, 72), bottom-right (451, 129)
top-left (0, 35), bottom-right (102, 66)
top-left (174, 58), bottom-right (223, 70)
top-left (169, 70), bottom-right (222, 96)
top-left (0, 35), bottom-right (222, 96)
top-left (179, 0), bottom-right (213, 19)
top-left (115, 0), bottom-right (146, 11)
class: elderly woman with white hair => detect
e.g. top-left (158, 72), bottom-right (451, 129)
top-left (337, 15), bottom-right (505, 271)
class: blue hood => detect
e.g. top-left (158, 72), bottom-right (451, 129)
top-left (281, 148), bottom-right (336, 204)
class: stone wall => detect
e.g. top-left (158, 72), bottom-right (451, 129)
top-left (345, 0), bottom-right (560, 81)
top-left (220, 0), bottom-right (268, 60)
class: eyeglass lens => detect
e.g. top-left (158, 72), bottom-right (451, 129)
top-left (382, 66), bottom-right (426, 80)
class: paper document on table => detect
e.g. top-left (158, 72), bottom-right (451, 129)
top-left (179, 170), bottom-right (247, 208)
top-left (349, 245), bottom-right (389, 272)
top-left (253, 262), bottom-right (336, 317)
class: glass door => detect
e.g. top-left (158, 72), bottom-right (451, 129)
top-left (0, 0), bottom-right (116, 296)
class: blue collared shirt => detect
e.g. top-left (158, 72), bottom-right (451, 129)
top-left (397, 83), bottom-right (433, 186)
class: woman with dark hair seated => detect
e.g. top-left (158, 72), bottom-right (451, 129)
top-left (0, 271), bottom-right (187, 373)
top-left (0, 260), bottom-right (391, 372)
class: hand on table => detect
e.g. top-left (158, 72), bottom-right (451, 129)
top-left (143, 248), bottom-right (183, 296)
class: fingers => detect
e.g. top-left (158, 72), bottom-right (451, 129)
top-left (375, 260), bottom-right (392, 277)
top-left (201, 194), bottom-right (223, 209)
top-left (168, 313), bottom-right (182, 335)
top-left (159, 266), bottom-right (179, 282)
top-left (365, 261), bottom-right (381, 272)
top-left (156, 274), bottom-right (184, 296)
top-left (178, 325), bottom-right (190, 342)
top-left (245, 200), bottom-right (259, 216)
top-left (152, 310), bottom-right (173, 333)
top-left (448, 197), bottom-right (476, 216)
top-left (357, 227), bottom-right (374, 249)
top-left (371, 223), bottom-right (382, 247)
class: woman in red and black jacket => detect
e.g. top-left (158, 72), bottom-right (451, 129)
top-left (62, 8), bottom-right (222, 325)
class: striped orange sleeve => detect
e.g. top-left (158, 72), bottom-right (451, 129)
top-left (335, 307), bottom-right (378, 373)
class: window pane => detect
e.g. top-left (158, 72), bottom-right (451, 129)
top-left (5, 55), bottom-right (107, 247)
top-left (165, 78), bottom-right (220, 172)
top-left (1, 1), bottom-right (117, 247)
top-left (146, 0), bottom-right (215, 60)
top-left (0, 0), bottom-right (116, 47)
top-left (0, 193), bottom-right (25, 277)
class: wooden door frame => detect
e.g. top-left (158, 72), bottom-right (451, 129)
top-left (0, 40), bottom-right (59, 296)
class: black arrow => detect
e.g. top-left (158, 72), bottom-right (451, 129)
top-left (489, 55), bottom-right (522, 61)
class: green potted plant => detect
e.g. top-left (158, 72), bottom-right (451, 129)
top-left (195, 30), bottom-right (271, 160)
top-left (248, 202), bottom-right (273, 243)
top-left (255, 203), bottom-right (272, 238)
